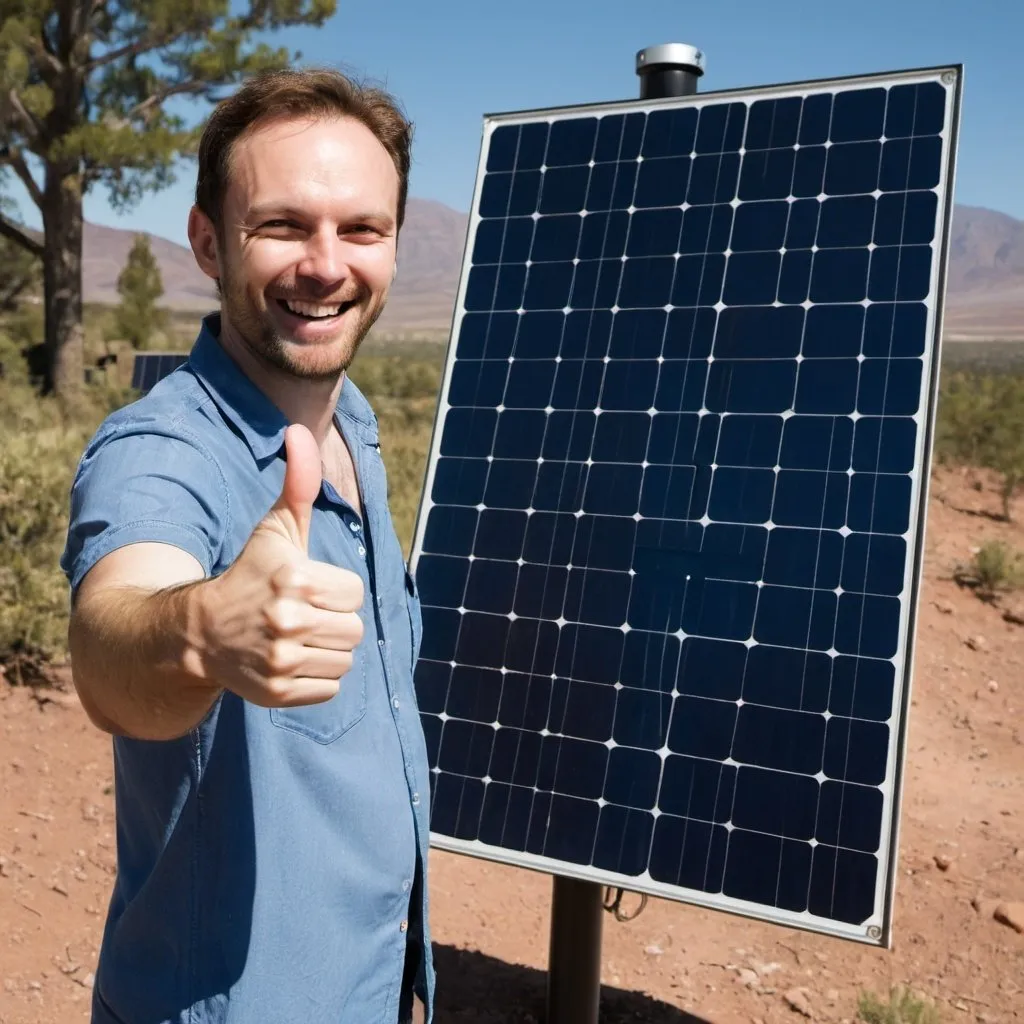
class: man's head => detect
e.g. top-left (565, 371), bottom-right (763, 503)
top-left (188, 68), bottom-right (413, 381)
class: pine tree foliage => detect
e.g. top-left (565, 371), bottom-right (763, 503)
top-left (114, 232), bottom-right (165, 349)
top-left (0, 0), bottom-right (336, 397)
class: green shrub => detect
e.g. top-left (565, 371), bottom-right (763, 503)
top-left (0, 384), bottom-right (91, 674)
top-left (347, 353), bottom-right (443, 401)
top-left (348, 354), bottom-right (442, 553)
top-left (376, 397), bottom-right (439, 555)
top-left (935, 370), bottom-right (1024, 520)
top-left (953, 539), bottom-right (1024, 600)
top-left (857, 986), bottom-right (941, 1024)
top-left (0, 335), bottom-right (137, 675)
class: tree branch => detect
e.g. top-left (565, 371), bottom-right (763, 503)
top-left (24, 34), bottom-right (65, 81)
top-left (0, 212), bottom-right (43, 258)
top-left (72, 0), bottom-right (94, 39)
top-left (6, 90), bottom-right (42, 146)
top-left (0, 271), bottom-right (38, 310)
top-left (86, 30), bottom-right (173, 73)
top-left (1, 147), bottom-right (45, 211)
top-left (126, 79), bottom-right (210, 120)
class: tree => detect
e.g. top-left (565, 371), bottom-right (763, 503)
top-left (0, 0), bottom-right (335, 399)
top-left (114, 233), bottom-right (166, 349)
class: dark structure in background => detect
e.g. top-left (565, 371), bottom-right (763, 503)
top-left (130, 352), bottom-right (188, 393)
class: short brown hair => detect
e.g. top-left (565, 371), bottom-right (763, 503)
top-left (195, 67), bottom-right (413, 232)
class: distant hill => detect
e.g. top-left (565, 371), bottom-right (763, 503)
top-left (80, 199), bottom-right (1024, 339)
top-left (943, 205), bottom-right (1024, 340)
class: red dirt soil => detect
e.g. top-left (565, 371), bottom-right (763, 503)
top-left (2, 467), bottom-right (1022, 1024)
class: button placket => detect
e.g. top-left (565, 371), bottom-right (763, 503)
top-left (347, 418), bottom-right (428, 870)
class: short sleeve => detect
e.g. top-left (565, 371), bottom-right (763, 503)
top-left (60, 420), bottom-right (230, 596)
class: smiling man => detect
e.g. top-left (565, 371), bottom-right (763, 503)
top-left (60, 70), bottom-right (434, 1024)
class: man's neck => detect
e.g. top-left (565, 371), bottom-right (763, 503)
top-left (217, 315), bottom-right (344, 448)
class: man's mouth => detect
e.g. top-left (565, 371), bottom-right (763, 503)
top-left (276, 298), bottom-right (356, 321)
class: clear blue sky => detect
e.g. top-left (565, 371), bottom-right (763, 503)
top-left (11, 0), bottom-right (1023, 245)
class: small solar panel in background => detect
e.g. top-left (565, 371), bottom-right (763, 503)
top-left (131, 352), bottom-right (189, 394)
top-left (408, 66), bottom-right (962, 946)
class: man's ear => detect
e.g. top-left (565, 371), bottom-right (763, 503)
top-left (188, 205), bottom-right (221, 283)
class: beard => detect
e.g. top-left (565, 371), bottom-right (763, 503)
top-left (218, 264), bottom-right (386, 382)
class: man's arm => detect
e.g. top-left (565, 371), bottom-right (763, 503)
top-left (66, 425), bottom-right (366, 743)
top-left (68, 543), bottom-right (222, 741)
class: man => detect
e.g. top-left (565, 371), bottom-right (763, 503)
top-left (60, 68), bottom-right (434, 1024)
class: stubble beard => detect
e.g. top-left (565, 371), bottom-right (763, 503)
top-left (220, 269), bottom-right (387, 383)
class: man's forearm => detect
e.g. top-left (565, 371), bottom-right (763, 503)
top-left (68, 581), bottom-right (223, 741)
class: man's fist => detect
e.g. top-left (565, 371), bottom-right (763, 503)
top-left (193, 424), bottom-right (365, 708)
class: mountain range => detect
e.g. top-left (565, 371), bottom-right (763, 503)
top-left (81, 199), bottom-right (1024, 340)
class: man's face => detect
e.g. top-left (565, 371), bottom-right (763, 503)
top-left (214, 115), bottom-right (399, 380)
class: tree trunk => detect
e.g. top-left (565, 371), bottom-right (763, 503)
top-left (41, 164), bottom-right (84, 399)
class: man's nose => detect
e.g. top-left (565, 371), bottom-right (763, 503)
top-left (295, 229), bottom-right (346, 288)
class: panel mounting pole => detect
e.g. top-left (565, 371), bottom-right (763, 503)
top-left (543, 43), bottom-right (706, 1024)
top-left (545, 876), bottom-right (605, 1024)
top-left (636, 42), bottom-right (706, 99)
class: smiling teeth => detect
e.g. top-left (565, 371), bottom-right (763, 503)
top-left (285, 299), bottom-right (342, 318)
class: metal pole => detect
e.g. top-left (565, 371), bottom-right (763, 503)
top-left (545, 876), bottom-right (605, 1024)
top-left (636, 42), bottom-right (707, 99)
top-left (543, 45), bottom-right (706, 1024)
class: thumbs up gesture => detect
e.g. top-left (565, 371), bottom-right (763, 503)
top-left (195, 424), bottom-right (365, 708)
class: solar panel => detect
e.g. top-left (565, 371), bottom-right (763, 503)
top-left (408, 65), bottom-right (962, 946)
top-left (131, 352), bottom-right (189, 394)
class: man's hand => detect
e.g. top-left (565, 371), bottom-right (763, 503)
top-left (193, 423), bottom-right (365, 708)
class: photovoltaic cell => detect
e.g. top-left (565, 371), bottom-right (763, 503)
top-left (131, 352), bottom-right (189, 394)
top-left (409, 66), bottom-right (962, 945)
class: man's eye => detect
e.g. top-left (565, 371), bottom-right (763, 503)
top-left (262, 220), bottom-right (297, 230)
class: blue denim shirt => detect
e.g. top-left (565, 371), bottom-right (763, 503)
top-left (61, 315), bottom-right (434, 1024)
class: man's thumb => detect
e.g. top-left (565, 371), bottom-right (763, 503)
top-left (273, 424), bottom-right (322, 551)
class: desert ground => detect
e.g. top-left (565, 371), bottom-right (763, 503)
top-left (1, 467), bottom-right (1022, 1024)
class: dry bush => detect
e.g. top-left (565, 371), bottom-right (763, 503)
top-left (0, 383), bottom-right (118, 677)
top-left (935, 369), bottom-right (1024, 520)
top-left (858, 986), bottom-right (941, 1024)
top-left (952, 539), bottom-right (1024, 601)
top-left (347, 352), bottom-right (443, 552)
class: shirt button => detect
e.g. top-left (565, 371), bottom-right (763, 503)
top-left (357, 545), bottom-right (366, 558)
top-left (399, 920), bottom-right (408, 933)
top-left (412, 792), bottom-right (420, 806)
top-left (392, 697), bottom-right (400, 710)
top-left (402, 879), bottom-right (411, 893)
top-left (378, 639), bottom-right (385, 648)
top-left (349, 521), bottom-right (360, 532)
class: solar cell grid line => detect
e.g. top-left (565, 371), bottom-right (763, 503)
top-left (409, 63), bottom-right (962, 947)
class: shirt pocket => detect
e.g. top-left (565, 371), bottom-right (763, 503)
top-left (269, 647), bottom-right (369, 744)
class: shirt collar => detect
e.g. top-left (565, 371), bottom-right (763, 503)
top-left (188, 312), bottom-right (379, 462)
